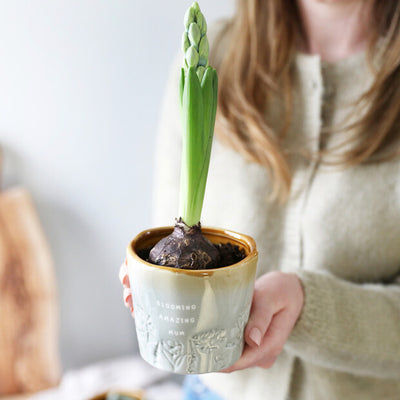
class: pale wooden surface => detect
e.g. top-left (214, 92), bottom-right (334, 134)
top-left (0, 394), bottom-right (31, 400)
top-left (0, 187), bottom-right (61, 395)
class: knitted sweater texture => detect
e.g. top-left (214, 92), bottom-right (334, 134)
top-left (152, 40), bottom-right (400, 399)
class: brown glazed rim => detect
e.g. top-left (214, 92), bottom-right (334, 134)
top-left (128, 226), bottom-right (258, 276)
top-left (89, 391), bottom-right (144, 400)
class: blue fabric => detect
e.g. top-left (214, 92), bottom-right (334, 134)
top-left (183, 375), bottom-right (224, 400)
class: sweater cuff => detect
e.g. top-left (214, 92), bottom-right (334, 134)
top-left (284, 269), bottom-right (400, 378)
top-left (286, 270), bottom-right (335, 351)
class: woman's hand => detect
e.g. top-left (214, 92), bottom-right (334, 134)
top-left (222, 271), bottom-right (304, 372)
top-left (119, 259), bottom-right (134, 317)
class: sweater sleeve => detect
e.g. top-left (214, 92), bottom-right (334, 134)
top-left (285, 269), bottom-right (400, 379)
top-left (151, 55), bottom-right (182, 226)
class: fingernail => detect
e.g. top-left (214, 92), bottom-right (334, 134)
top-left (249, 327), bottom-right (262, 346)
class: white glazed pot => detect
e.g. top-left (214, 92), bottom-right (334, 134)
top-left (126, 226), bottom-right (258, 374)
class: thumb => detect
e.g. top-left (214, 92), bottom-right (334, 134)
top-left (244, 287), bottom-right (274, 347)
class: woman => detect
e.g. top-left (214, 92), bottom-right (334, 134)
top-left (120, 0), bottom-right (400, 398)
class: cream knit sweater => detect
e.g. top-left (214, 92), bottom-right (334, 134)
top-left (152, 39), bottom-right (400, 400)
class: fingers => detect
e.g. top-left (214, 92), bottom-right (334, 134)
top-left (244, 283), bottom-right (275, 347)
top-left (221, 272), bottom-right (305, 373)
top-left (262, 308), bottom-right (298, 357)
top-left (123, 287), bottom-right (133, 309)
top-left (123, 278), bottom-right (135, 317)
top-left (224, 309), bottom-right (297, 373)
top-left (221, 345), bottom-right (257, 373)
top-left (221, 343), bottom-right (276, 373)
top-left (120, 259), bottom-right (134, 317)
top-left (123, 287), bottom-right (135, 317)
top-left (119, 259), bottom-right (130, 288)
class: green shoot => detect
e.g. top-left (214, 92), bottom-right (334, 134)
top-left (179, 2), bottom-right (218, 227)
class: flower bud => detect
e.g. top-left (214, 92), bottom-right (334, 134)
top-left (198, 36), bottom-right (209, 62)
top-left (186, 46), bottom-right (199, 68)
top-left (196, 13), bottom-right (207, 35)
top-left (198, 57), bottom-right (207, 67)
top-left (184, 7), bottom-right (195, 30)
top-left (196, 66), bottom-right (206, 82)
top-left (192, 2), bottom-right (200, 12)
top-left (188, 22), bottom-right (201, 48)
top-left (182, 32), bottom-right (190, 53)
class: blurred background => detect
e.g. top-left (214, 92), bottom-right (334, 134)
top-left (0, 0), bottom-right (234, 378)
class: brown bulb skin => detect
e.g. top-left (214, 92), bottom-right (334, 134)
top-left (148, 218), bottom-right (220, 270)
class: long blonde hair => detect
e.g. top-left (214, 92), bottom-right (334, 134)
top-left (212, 0), bottom-right (400, 202)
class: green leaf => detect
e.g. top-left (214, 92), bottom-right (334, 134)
top-left (200, 68), bottom-right (214, 152)
top-left (180, 67), bottom-right (205, 226)
top-left (179, 67), bottom-right (185, 109)
top-left (197, 67), bottom-right (218, 210)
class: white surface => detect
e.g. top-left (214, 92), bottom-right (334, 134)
top-left (0, 1), bottom-right (234, 368)
top-left (29, 356), bottom-right (183, 400)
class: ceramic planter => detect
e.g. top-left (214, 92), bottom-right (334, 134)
top-left (126, 226), bottom-right (258, 374)
top-left (89, 391), bottom-right (144, 400)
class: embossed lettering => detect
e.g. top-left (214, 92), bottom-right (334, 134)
top-left (168, 330), bottom-right (185, 336)
top-left (156, 301), bottom-right (197, 310)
